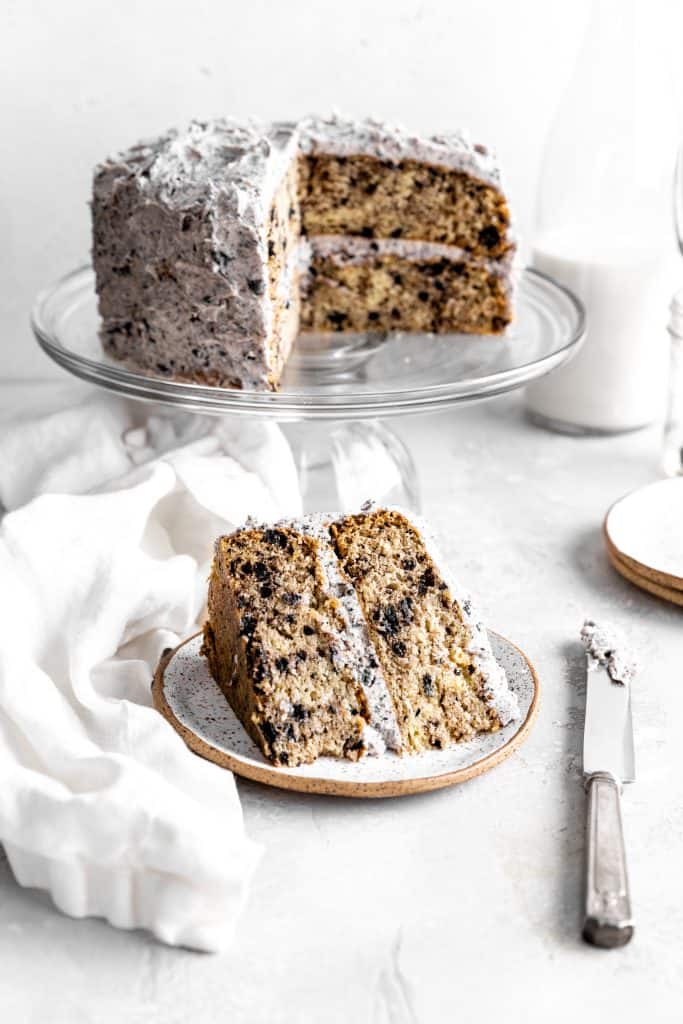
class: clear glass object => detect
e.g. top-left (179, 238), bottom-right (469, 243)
top-left (32, 265), bottom-right (584, 419)
top-left (526, 0), bottom-right (679, 435)
top-left (31, 264), bottom-right (584, 512)
top-left (663, 289), bottom-right (683, 476)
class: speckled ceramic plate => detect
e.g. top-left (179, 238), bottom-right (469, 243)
top-left (152, 632), bottom-right (539, 797)
top-left (604, 478), bottom-right (683, 594)
top-left (605, 543), bottom-right (683, 608)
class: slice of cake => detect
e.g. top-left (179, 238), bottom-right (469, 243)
top-left (329, 506), bottom-right (517, 752)
top-left (201, 516), bottom-right (401, 767)
top-left (202, 505), bottom-right (517, 766)
top-left (93, 115), bottom-right (515, 391)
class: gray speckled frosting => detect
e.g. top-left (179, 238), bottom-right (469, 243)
top-left (144, 120), bottom-right (296, 211)
top-left (127, 111), bottom-right (505, 203)
top-left (580, 619), bottom-right (638, 686)
top-left (292, 513), bottom-right (403, 753)
top-left (93, 118), bottom-right (298, 389)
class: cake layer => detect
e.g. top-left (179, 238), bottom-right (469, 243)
top-left (330, 507), bottom-right (516, 753)
top-left (300, 237), bottom-right (514, 335)
top-left (203, 521), bottom-right (401, 767)
top-left (299, 155), bottom-right (511, 258)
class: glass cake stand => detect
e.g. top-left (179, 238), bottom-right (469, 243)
top-left (31, 265), bottom-right (585, 512)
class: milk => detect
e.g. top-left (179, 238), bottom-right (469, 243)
top-left (526, 226), bottom-right (678, 433)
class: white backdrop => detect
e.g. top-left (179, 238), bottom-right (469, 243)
top-left (1, 0), bottom-right (680, 380)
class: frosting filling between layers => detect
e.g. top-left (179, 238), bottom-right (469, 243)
top-left (300, 235), bottom-right (518, 303)
top-left (294, 514), bottom-right (403, 754)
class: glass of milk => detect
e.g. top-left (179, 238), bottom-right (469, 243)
top-left (525, 0), bottom-right (679, 434)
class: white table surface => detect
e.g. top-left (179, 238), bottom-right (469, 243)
top-left (1, 386), bottom-right (681, 1023)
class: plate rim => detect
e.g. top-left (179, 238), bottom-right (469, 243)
top-left (605, 535), bottom-right (683, 608)
top-left (151, 631), bottom-right (540, 799)
top-left (603, 483), bottom-right (683, 593)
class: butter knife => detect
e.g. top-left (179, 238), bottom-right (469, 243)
top-left (580, 619), bottom-right (636, 948)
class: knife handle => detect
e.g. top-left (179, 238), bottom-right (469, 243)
top-left (583, 772), bottom-right (634, 948)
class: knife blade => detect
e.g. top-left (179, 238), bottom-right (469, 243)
top-left (579, 619), bottom-right (636, 948)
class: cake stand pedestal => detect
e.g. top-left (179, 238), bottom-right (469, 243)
top-left (282, 419), bottom-right (419, 511)
top-left (32, 267), bottom-right (585, 513)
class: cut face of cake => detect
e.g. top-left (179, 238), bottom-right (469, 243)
top-left (202, 506), bottom-right (517, 766)
top-left (93, 115), bottom-right (515, 391)
top-left (202, 517), bottom-right (401, 767)
top-left (300, 237), bottom-right (513, 336)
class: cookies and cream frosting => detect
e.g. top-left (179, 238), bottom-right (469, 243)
top-left (580, 619), bottom-right (638, 686)
top-left (93, 120), bottom-right (298, 390)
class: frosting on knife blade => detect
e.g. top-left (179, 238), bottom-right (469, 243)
top-left (580, 618), bottom-right (638, 686)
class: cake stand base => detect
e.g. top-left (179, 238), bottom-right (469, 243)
top-left (283, 419), bottom-right (420, 513)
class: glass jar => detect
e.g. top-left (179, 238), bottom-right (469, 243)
top-left (662, 289), bottom-right (683, 476)
top-left (525, 0), bottom-right (679, 434)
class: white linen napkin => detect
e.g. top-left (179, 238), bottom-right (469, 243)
top-left (0, 384), bottom-right (302, 951)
